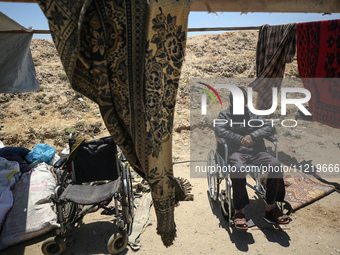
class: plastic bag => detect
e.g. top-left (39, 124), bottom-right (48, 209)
top-left (25, 143), bottom-right (56, 163)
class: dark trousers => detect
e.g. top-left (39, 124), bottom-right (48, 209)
top-left (229, 151), bottom-right (285, 210)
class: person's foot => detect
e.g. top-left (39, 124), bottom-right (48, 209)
top-left (233, 208), bottom-right (248, 230)
top-left (265, 204), bottom-right (290, 224)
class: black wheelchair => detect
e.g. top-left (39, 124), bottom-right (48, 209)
top-left (41, 134), bottom-right (134, 255)
top-left (207, 135), bottom-right (292, 227)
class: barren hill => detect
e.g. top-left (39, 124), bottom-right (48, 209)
top-left (0, 30), bottom-right (299, 151)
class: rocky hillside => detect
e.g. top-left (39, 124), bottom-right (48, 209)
top-left (0, 31), bottom-right (299, 151)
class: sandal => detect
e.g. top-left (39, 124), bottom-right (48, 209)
top-left (233, 212), bottom-right (248, 230)
top-left (265, 207), bottom-right (290, 224)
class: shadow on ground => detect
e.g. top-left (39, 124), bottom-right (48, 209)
top-left (206, 190), bottom-right (291, 252)
top-left (0, 216), bottom-right (128, 255)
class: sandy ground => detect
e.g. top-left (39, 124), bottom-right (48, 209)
top-left (1, 135), bottom-right (340, 255)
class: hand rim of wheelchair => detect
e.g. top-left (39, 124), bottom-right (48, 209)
top-left (207, 150), bottom-right (219, 202)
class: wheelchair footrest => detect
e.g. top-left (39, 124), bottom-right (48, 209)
top-left (60, 177), bottom-right (121, 205)
top-left (263, 215), bottom-right (277, 224)
top-left (230, 218), bottom-right (256, 228)
top-left (263, 215), bottom-right (292, 224)
top-left (247, 219), bottom-right (255, 228)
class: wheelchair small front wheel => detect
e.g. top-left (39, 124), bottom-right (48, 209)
top-left (221, 201), bottom-right (229, 219)
top-left (107, 231), bottom-right (128, 254)
top-left (41, 237), bottom-right (66, 255)
top-left (221, 200), bottom-right (234, 218)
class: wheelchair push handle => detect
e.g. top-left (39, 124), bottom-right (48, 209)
top-left (264, 135), bottom-right (277, 142)
top-left (54, 157), bottom-right (68, 168)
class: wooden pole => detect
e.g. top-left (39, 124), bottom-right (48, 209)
top-left (0, 0), bottom-right (339, 13)
top-left (0, 29), bottom-right (50, 34)
top-left (189, 0), bottom-right (340, 13)
top-left (0, 0), bottom-right (36, 2)
top-left (2, 27), bottom-right (263, 34)
top-left (188, 26), bottom-right (261, 32)
top-left (0, 25), bottom-right (299, 34)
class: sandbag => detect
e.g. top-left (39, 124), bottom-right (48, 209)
top-left (0, 186), bottom-right (13, 231)
top-left (0, 163), bottom-right (59, 250)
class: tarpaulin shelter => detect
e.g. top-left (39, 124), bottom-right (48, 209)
top-left (0, 11), bottom-right (39, 93)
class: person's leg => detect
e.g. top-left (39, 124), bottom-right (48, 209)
top-left (229, 152), bottom-right (252, 229)
top-left (250, 152), bottom-right (284, 204)
top-left (229, 152), bottom-right (249, 211)
top-left (251, 152), bottom-right (289, 223)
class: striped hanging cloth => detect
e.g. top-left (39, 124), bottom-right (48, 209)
top-left (249, 23), bottom-right (296, 110)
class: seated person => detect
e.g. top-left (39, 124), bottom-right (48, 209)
top-left (215, 87), bottom-right (289, 230)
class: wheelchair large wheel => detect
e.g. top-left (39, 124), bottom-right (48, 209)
top-left (41, 237), bottom-right (66, 255)
top-left (107, 231), bottom-right (128, 254)
top-left (207, 150), bottom-right (219, 201)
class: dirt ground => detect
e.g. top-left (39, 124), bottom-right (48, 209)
top-left (1, 144), bottom-right (340, 255)
top-left (1, 31), bottom-right (340, 255)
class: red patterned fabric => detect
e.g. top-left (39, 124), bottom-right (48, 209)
top-left (297, 19), bottom-right (340, 129)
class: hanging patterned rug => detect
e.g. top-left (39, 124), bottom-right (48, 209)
top-left (37, 0), bottom-right (192, 246)
top-left (297, 19), bottom-right (340, 129)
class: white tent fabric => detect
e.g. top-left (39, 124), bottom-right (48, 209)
top-left (0, 12), bottom-right (39, 93)
top-left (0, 11), bottom-right (33, 32)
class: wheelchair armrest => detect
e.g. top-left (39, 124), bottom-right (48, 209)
top-left (54, 157), bottom-right (67, 168)
top-left (264, 135), bottom-right (277, 143)
top-left (217, 135), bottom-right (276, 144)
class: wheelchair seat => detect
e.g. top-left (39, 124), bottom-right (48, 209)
top-left (60, 178), bottom-right (121, 205)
